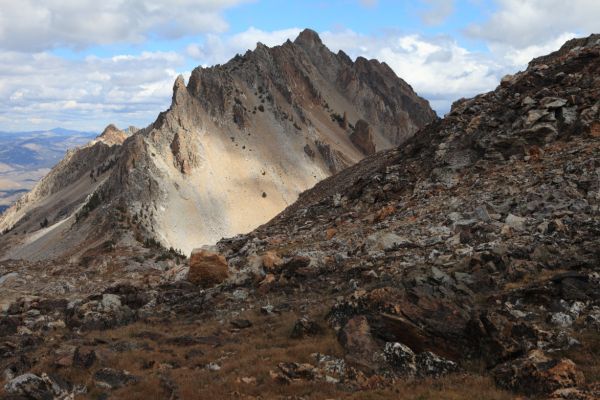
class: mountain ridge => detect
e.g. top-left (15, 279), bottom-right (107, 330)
top-left (0, 29), bottom-right (436, 260)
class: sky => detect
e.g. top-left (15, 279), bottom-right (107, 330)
top-left (0, 0), bottom-right (598, 132)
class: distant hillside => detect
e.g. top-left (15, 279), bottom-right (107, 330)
top-left (0, 128), bottom-right (96, 211)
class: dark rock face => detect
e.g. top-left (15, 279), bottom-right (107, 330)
top-left (187, 28), bottom-right (436, 147)
top-left (350, 120), bottom-right (376, 155)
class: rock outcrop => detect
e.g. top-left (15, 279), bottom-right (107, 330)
top-left (95, 124), bottom-right (129, 146)
top-left (350, 119), bottom-right (376, 155)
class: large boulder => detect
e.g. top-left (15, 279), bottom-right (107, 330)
top-left (383, 342), bottom-right (417, 377)
top-left (3, 373), bottom-right (70, 400)
top-left (187, 249), bottom-right (229, 288)
top-left (492, 350), bottom-right (584, 396)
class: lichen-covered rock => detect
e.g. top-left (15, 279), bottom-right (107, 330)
top-left (416, 351), bottom-right (458, 377)
top-left (4, 373), bottom-right (52, 400)
top-left (492, 350), bottom-right (584, 395)
top-left (94, 368), bottom-right (138, 389)
top-left (383, 342), bottom-right (417, 377)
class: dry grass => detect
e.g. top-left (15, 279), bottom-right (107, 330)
top-left (20, 306), bottom-right (511, 400)
top-left (557, 329), bottom-right (600, 383)
top-left (3, 301), bottom-right (515, 400)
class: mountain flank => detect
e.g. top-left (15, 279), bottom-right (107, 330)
top-left (0, 29), bottom-right (435, 261)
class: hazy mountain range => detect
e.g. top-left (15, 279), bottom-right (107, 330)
top-left (0, 128), bottom-right (96, 212)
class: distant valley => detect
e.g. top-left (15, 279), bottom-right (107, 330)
top-left (0, 128), bottom-right (96, 212)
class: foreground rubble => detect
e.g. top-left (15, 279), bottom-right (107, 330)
top-left (1, 34), bottom-right (599, 399)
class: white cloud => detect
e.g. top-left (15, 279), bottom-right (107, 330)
top-left (497, 32), bottom-right (578, 67)
top-left (0, 0), bottom-right (252, 52)
top-left (0, 50), bottom-right (187, 131)
top-left (187, 27), bottom-right (302, 65)
top-left (466, 0), bottom-right (600, 48)
top-left (2, 15), bottom-right (594, 132)
top-left (320, 30), bottom-right (505, 115)
top-left (420, 0), bottom-right (455, 26)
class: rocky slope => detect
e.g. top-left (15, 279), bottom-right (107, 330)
top-left (212, 33), bottom-right (600, 398)
top-left (0, 29), bottom-right (435, 261)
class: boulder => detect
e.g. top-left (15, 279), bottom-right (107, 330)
top-left (261, 251), bottom-right (283, 271)
top-left (187, 249), bottom-right (229, 288)
top-left (279, 256), bottom-right (311, 277)
top-left (492, 350), bottom-right (584, 396)
top-left (0, 316), bottom-right (18, 336)
top-left (416, 351), bottom-right (458, 377)
top-left (100, 293), bottom-right (121, 311)
top-left (505, 213), bottom-right (527, 230)
top-left (366, 232), bottom-right (413, 252)
top-left (383, 342), bottom-right (417, 376)
top-left (290, 317), bottom-right (323, 339)
top-left (73, 347), bottom-right (97, 368)
top-left (4, 373), bottom-right (52, 400)
top-left (94, 368), bottom-right (138, 389)
top-left (231, 319), bottom-right (252, 329)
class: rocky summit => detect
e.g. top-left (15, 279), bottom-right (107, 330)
top-left (0, 34), bottom-right (599, 399)
top-left (0, 29), bottom-right (435, 262)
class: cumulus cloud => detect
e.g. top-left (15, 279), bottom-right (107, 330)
top-left (186, 27), bottom-right (302, 65)
top-left (3, 5), bottom-right (596, 133)
top-left (0, 0), bottom-right (252, 52)
top-left (0, 26), bottom-right (509, 131)
top-left (420, 0), bottom-right (455, 26)
top-left (495, 32), bottom-right (578, 67)
top-left (466, 0), bottom-right (600, 48)
top-left (319, 30), bottom-right (505, 114)
top-left (0, 50), bottom-right (187, 131)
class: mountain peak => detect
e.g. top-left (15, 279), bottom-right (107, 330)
top-left (294, 28), bottom-right (323, 48)
top-left (0, 30), bottom-right (435, 260)
top-left (96, 124), bottom-right (127, 146)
